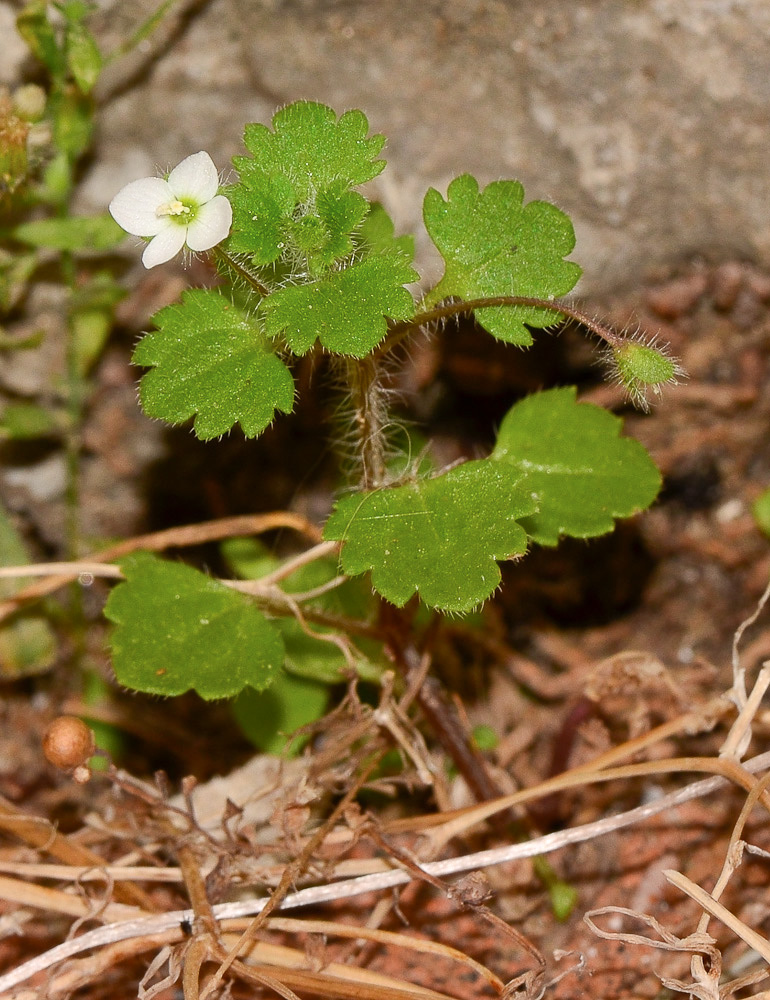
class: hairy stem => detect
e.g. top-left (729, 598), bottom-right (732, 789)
top-left (380, 295), bottom-right (625, 356)
top-left (345, 354), bottom-right (388, 491)
top-left (212, 247), bottom-right (271, 298)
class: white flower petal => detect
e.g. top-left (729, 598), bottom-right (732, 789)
top-left (141, 225), bottom-right (187, 268)
top-left (167, 151), bottom-right (219, 203)
top-left (184, 195), bottom-right (233, 251)
top-left (109, 177), bottom-right (174, 236)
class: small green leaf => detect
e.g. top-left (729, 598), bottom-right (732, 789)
top-left (532, 856), bottom-right (578, 921)
top-left (49, 87), bottom-right (93, 160)
top-left (472, 724), bottom-right (498, 752)
top-left (105, 552), bottom-right (284, 699)
top-left (0, 616), bottom-right (56, 679)
top-left (274, 186), bottom-right (369, 276)
top-left (82, 670), bottom-right (123, 768)
top-left (357, 203), bottom-right (415, 260)
top-left (0, 506), bottom-right (33, 595)
top-left (324, 460), bottom-right (536, 613)
top-left (0, 403), bottom-right (58, 439)
top-left (0, 504), bottom-right (55, 678)
top-left (70, 272), bottom-right (124, 375)
top-left (42, 151), bottom-right (74, 205)
top-left (13, 215), bottom-right (124, 252)
top-left (221, 537), bottom-right (276, 581)
top-left (71, 307), bottom-right (112, 376)
top-left (134, 289), bottom-right (295, 440)
top-left (16, 1), bottom-right (65, 77)
top-left (308, 186), bottom-right (368, 271)
top-left (62, 5), bottom-right (102, 93)
top-left (263, 250), bottom-right (417, 357)
top-left (753, 487), bottom-right (770, 538)
top-left (226, 168), bottom-right (296, 265)
top-left (240, 102), bottom-right (386, 202)
top-left (491, 387), bottom-right (661, 545)
top-left (423, 175), bottom-right (581, 344)
top-left (233, 673), bottom-right (329, 754)
top-left (0, 249), bottom-right (38, 313)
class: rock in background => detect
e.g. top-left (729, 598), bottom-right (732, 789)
top-left (63, 0), bottom-right (770, 292)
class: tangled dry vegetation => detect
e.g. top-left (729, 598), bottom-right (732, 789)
top-left (0, 585), bottom-right (770, 998)
top-left (3, 261), bottom-right (770, 998)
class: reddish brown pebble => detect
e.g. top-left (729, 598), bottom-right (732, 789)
top-left (42, 716), bottom-right (96, 771)
top-left (745, 265), bottom-right (770, 302)
top-left (646, 272), bottom-right (708, 319)
top-left (711, 261), bottom-right (744, 311)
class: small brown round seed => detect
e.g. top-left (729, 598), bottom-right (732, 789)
top-left (42, 716), bottom-right (96, 771)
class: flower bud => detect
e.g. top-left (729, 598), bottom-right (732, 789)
top-left (0, 91), bottom-right (30, 198)
top-left (13, 84), bottom-right (46, 123)
top-left (605, 335), bottom-right (683, 411)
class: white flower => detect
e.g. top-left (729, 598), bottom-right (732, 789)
top-left (109, 151), bottom-right (232, 268)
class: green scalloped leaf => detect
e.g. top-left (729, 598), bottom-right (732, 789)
top-left (491, 387), bottom-right (661, 544)
top-left (133, 289), bottom-right (294, 440)
top-left (105, 552), bottom-right (284, 699)
top-left (323, 460), bottom-right (536, 613)
top-left (226, 168), bottom-right (296, 265)
top-left (262, 250), bottom-right (417, 357)
top-left (229, 102), bottom-right (385, 272)
top-left (240, 102), bottom-right (386, 200)
top-left (423, 175), bottom-right (581, 344)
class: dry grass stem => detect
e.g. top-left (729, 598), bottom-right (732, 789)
top-left (664, 869), bottom-right (770, 967)
top-left (5, 748), bottom-right (770, 995)
top-left (0, 511), bottom-right (323, 622)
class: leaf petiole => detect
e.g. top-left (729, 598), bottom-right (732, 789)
top-left (379, 294), bottom-right (626, 357)
top-left (212, 246), bottom-right (271, 298)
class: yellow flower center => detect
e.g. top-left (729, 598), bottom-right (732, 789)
top-left (156, 198), bottom-right (192, 219)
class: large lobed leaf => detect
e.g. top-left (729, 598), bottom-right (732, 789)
top-left (133, 289), bottom-right (294, 440)
top-left (423, 175), bottom-right (581, 344)
top-left (228, 102), bottom-right (386, 273)
top-left (263, 250), bottom-right (417, 357)
top-left (325, 388), bottom-right (660, 612)
top-left (324, 460), bottom-right (536, 613)
top-left (240, 102), bottom-right (386, 200)
top-left (105, 553), bottom-right (284, 699)
top-left (491, 387), bottom-right (661, 545)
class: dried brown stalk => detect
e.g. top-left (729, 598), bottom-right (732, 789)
top-left (0, 511), bottom-right (323, 622)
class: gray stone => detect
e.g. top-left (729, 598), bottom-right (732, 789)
top-left (74, 0), bottom-right (770, 296)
